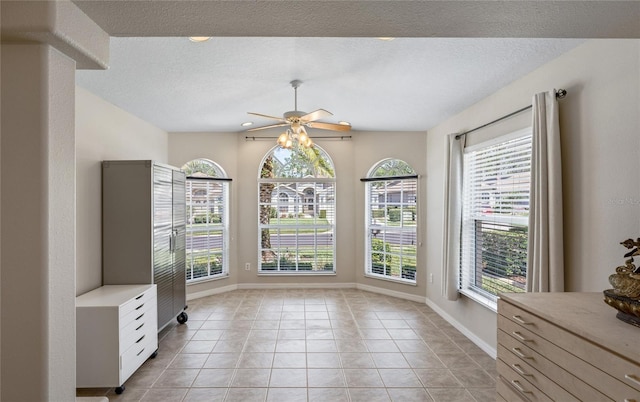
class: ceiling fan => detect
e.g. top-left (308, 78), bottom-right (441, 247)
top-left (247, 80), bottom-right (351, 149)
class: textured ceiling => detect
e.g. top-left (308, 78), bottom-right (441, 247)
top-left (72, 1), bottom-right (636, 133)
top-left (72, 1), bottom-right (640, 38)
top-left (76, 37), bottom-right (583, 132)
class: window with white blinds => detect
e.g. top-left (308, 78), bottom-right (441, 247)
top-left (364, 159), bottom-right (418, 284)
top-left (258, 145), bottom-right (336, 273)
top-left (182, 159), bottom-right (230, 282)
top-left (460, 128), bottom-right (532, 305)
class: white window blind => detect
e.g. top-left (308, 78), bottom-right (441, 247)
top-left (258, 180), bottom-right (335, 272)
top-left (460, 129), bottom-right (532, 305)
top-left (185, 179), bottom-right (229, 282)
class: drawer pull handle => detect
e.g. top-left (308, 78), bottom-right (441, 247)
top-left (135, 294), bottom-right (144, 300)
top-left (512, 347), bottom-right (533, 359)
top-left (136, 313), bottom-right (144, 320)
top-left (136, 335), bottom-right (145, 343)
top-left (136, 348), bottom-right (145, 356)
top-left (625, 374), bottom-right (640, 387)
top-left (624, 399), bottom-right (637, 402)
top-left (136, 323), bottom-right (144, 331)
top-left (511, 380), bottom-right (532, 394)
top-left (512, 315), bottom-right (533, 325)
top-left (512, 363), bottom-right (532, 376)
top-left (135, 303), bottom-right (145, 310)
top-left (512, 331), bottom-right (533, 342)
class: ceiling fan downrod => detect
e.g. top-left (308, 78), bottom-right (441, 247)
top-left (291, 80), bottom-right (302, 112)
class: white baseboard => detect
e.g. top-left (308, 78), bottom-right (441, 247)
top-left (425, 298), bottom-right (497, 359)
top-left (356, 283), bottom-right (427, 304)
top-left (238, 282), bottom-right (357, 290)
top-left (187, 282), bottom-right (425, 304)
top-left (186, 284), bottom-right (238, 301)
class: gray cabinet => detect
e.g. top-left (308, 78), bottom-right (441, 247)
top-left (102, 160), bottom-right (187, 331)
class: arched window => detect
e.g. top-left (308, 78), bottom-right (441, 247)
top-left (258, 145), bottom-right (336, 273)
top-left (363, 159), bottom-right (418, 283)
top-left (182, 159), bottom-right (230, 282)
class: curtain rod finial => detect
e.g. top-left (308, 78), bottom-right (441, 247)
top-left (556, 89), bottom-right (567, 99)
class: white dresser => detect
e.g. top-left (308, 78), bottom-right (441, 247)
top-left (497, 292), bottom-right (640, 401)
top-left (76, 284), bottom-right (158, 394)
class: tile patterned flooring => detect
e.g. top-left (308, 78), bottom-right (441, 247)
top-left (77, 288), bottom-right (497, 401)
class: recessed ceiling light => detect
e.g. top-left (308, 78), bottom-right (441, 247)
top-left (377, 37), bottom-right (395, 41)
top-left (188, 37), bottom-right (211, 43)
top-left (241, 122), bottom-right (253, 127)
top-left (338, 121), bottom-right (351, 126)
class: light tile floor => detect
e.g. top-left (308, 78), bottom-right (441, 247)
top-left (77, 288), bottom-right (497, 401)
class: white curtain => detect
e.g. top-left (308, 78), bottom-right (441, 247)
top-left (442, 133), bottom-right (465, 301)
top-left (527, 90), bottom-right (565, 292)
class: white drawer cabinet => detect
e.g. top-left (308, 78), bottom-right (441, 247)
top-left (76, 285), bottom-right (158, 394)
top-left (497, 292), bottom-right (640, 402)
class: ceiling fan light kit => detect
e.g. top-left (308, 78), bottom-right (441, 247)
top-left (247, 80), bottom-right (351, 149)
top-left (277, 126), bottom-right (313, 150)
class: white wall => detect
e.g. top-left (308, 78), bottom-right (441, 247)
top-left (77, 95), bottom-right (428, 301)
top-left (77, 39), bottom-right (640, 358)
top-left (425, 39), bottom-right (640, 353)
top-left (2, 44), bottom-right (77, 402)
top-left (167, 132), bottom-right (239, 296)
top-left (352, 131), bottom-right (428, 300)
top-left (168, 130), bottom-right (428, 299)
top-left (168, 131), bottom-right (360, 290)
top-left (75, 86), bottom-right (168, 295)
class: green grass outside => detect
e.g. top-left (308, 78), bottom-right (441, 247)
top-left (188, 218), bottom-right (331, 235)
top-left (266, 218), bottom-right (331, 234)
top-left (275, 217), bottom-right (329, 225)
top-left (373, 220), bottom-right (417, 228)
top-left (480, 275), bottom-right (525, 295)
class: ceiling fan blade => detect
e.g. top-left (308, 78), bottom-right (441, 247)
top-left (300, 109), bottom-right (332, 123)
top-left (247, 112), bottom-right (286, 122)
top-left (306, 122), bottom-right (351, 132)
top-left (247, 123), bottom-right (289, 132)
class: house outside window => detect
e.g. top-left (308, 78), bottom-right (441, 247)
top-left (460, 128), bottom-right (532, 307)
top-left (258, 145), bottom-right (335, 273)
top-left (182, 159), bottom-right (230, 282)
top-left (364, 159), bottom-right (418, 283)
top-left (278, 193), bottom-right (290, 213)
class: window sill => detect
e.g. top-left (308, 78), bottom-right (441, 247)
top-left (187, 273), bottom-right (229, 285)
top-left (258, 271), bottom-right (336, 277)
top-left (459, 288), bottom-right (498, 312)
top-left (365, 273), bottom-right (417, 286)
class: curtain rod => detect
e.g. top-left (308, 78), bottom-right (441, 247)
top-left (186, 176), bottom-right (232, 182)
top-left (455, 89), bottom-right (567, 140)
top-left (245, 135), bottom-right (352, 141)
top-left (360, 174), bottom-right (419, 182)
